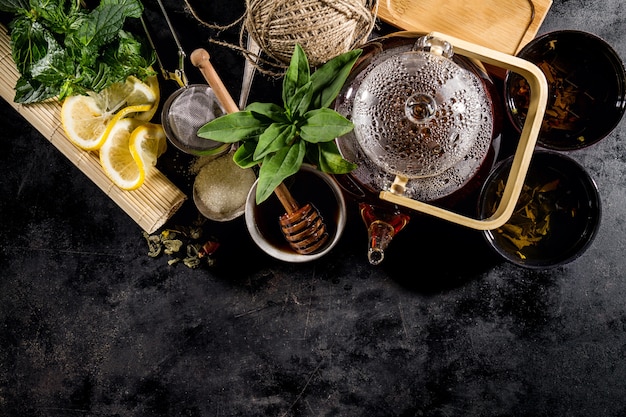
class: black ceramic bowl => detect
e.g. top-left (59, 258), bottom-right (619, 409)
top-left (505, 30), bottom-right (626, 151)
top-left (478, 151), bottom-right (601, 269)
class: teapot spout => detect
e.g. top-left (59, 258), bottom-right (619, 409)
top-left (366, 220), bottom-right (395, 265)
top-left (359, 202), bottom-right (410, 265)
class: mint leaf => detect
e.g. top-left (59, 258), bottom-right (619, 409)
top-left (100, 0), bottom-right (144, 17)
top-left (4, 0), bottom-right (152, 103)
top-left (33, 1), bottom-right (82, 35)
top-left (13, 77), bottom-right (56, 103)
top-left (299, 108), bottom-right (354, 143)
top-left (102, 30), bottom-right (155, 80)
top-left (0, 0), bottom-right (28, 13)
top-left (29, 39), bottom-right (73, 85)
top-left (10, 19), bottom-right (50, 75)
top-left (77, 0), bottom-right (143, 48)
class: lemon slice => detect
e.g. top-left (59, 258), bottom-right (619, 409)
top-left (61, 75), bottom-right (160, 150)
top-left (61, 94), bottom-right (113, 150)
top-left (125, 75), bottom-right (159, 121)
top-left (99, 75), bottom-right (159, 115)
top-left (100, 119), bottom-right (167, 190)
top-left (130, 123), bottom-right (168, 177)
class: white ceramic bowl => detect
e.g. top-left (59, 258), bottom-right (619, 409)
top-left (244, 164), bottom-right (347, 263)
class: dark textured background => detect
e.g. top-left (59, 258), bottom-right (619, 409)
top-left (2, 0), bottom-right (626, 416)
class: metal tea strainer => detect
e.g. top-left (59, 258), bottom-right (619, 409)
top-left (142, 0), bottom-right (230, 156)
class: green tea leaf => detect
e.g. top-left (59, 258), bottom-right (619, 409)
top-left (310, 48), bottom-right (362, 109)
top-left (254, 123), bottom-right (297, 160)
top-left (255, 140), bottom-right (306, 204)
top-left (300, 108), bottom-right (354, 143)
top-left (197, 111), bottom-right (270, 143)
top-left (282, 44), bottom-right (310, 108)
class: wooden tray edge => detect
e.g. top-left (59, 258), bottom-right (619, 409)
top-left (376, 0), bottom-right (553, 54)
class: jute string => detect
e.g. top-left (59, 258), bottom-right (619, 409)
top-left (183, 0), bottom-right (379, 76)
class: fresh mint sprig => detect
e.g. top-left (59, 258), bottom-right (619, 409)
top-left (197, 44), bottom-right (361, 204)
top-left (0, 0), bottom-right (155, 103)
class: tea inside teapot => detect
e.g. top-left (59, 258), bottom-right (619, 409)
top-left (336, 34), bottom-right (497, 202)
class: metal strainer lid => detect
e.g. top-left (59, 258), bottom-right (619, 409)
top-left (351, 35), bottom-right (493, 178)
top-left (161, 84), bottom-right (229, 156)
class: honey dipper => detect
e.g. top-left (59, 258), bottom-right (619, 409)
top-left (190, 48), bottom-right (329, 255)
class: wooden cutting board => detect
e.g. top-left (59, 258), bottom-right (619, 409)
top-left (377, 0), bottom-right (553, 55)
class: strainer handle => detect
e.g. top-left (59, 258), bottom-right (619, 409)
top-left (190, 48), bottom-right (240, 114)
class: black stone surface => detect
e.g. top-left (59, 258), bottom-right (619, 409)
top-left (2, 0), bottom-right (626, 416)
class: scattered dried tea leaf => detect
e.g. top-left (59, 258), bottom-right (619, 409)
top-left (163, 239), bottom-right (183, 255)
top-left (143, 232), bottom-right (162, 257)
top-left (142, 224), bottom-right (219, 268)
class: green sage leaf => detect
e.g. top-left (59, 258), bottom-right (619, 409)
top-left (282, 44), bottom-right (310, 109)
top-left (286, 81), bottom-right (313, 119)
top-left (310, 48), bottom-right (362, 109)
top-left (233, 141), bottom-right (262, 168)
top-left (317, 141), bottom-right (357, 174)
top-left (246, 102), bottom-right (289, 123)
top-left (255, 140), bottom-right (306, 204)
top-left (254, 123), bottom-right (297, 160)
top-left (300, 108), bottom-right (354, 143)
top-left (197, 111), bottom-right (270, 143)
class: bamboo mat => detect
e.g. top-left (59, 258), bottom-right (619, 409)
top-left (0, 24), bottom-right (187, 234)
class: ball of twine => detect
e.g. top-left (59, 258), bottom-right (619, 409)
top-left (245, 0), bottom-right (378, 68)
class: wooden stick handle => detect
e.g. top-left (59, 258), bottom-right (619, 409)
top-left (190, 48), bottom-right (240, 114)
top-left (190, 47), bottom-right (303, 217)
top-left (274, 182), bottom-right (300, 215)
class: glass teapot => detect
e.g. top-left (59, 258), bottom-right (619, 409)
top-left (334, 32), bottom-right (548, 264)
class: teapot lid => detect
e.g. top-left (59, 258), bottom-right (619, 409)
top-left (351, 35), bottom-right (492, 178)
